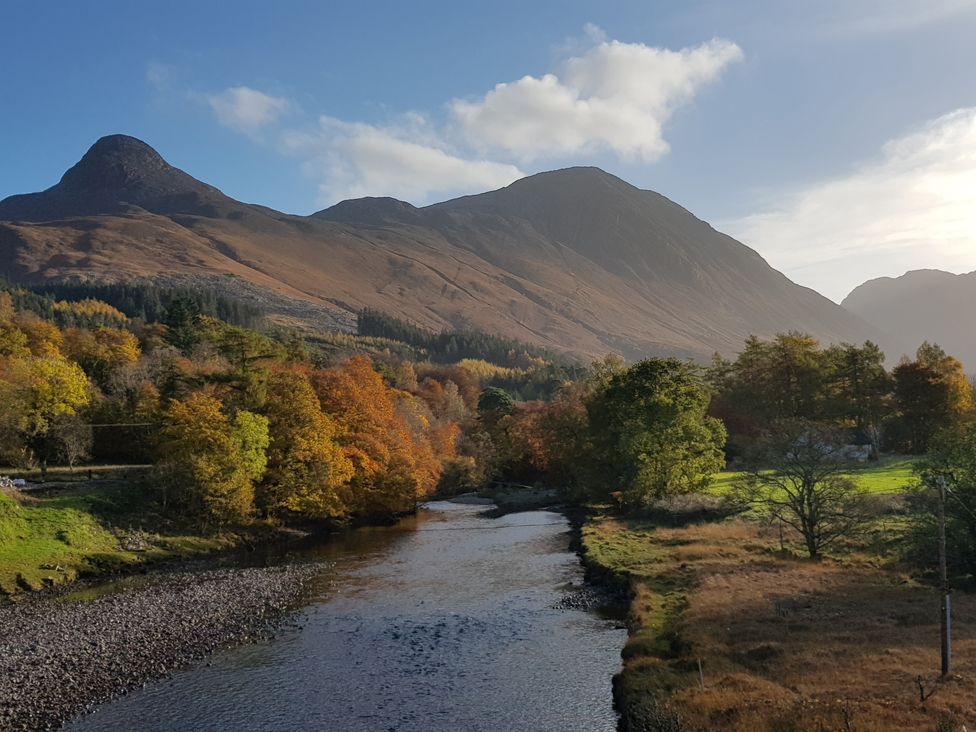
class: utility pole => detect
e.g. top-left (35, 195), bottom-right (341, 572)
top-left (937, 476), bottom-right (951, 676)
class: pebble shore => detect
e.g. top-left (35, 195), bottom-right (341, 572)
top-left (0, 563), bottom-right (321, 730)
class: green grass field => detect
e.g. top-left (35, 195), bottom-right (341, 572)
top-left (710, 455), bottom-right (917, 496)
top-left (0, 485), bottom-right (231, 594)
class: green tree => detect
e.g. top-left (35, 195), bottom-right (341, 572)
top-left (586, 358), bottom-right (726, 507)
top-left (727, 333), bottom-right (826, 422)
top-left (163, 297), bottom-right (202, 353)
top-left (822, 341), bottom-right (891, 435)
top-left (914, 423), bottom-right (976, 575)
top-left (233, 410), bottom-right (270, 482)
top-left (477, 387), bottom-right (516, 422)
top-left (736, 420), bottom-right (870, 559)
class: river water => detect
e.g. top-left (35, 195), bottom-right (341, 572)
top-left (66, 501), bottom-right (626, 731)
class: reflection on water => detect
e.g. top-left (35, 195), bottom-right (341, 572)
top-left (67, 502), bottom-right (625, 731)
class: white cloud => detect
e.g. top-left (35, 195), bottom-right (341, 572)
top-left (450, 36), bottom-right (743, 162)
top-left (200, 28), bottom-right (741, 207)
top-left (207, 86), bottom-right (290, 134)
top-left (283, 117), bottom-right (524, 205)
top-left (726, 108), bottom-right (976, 302)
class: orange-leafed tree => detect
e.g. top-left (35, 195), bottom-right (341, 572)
top-left (313, 356), bottom-right (452, 516)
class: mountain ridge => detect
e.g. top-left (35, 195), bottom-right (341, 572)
top-left (0, 135), bottom-right (879, 360)
top-left (843, 269), bottom-right (976, 367)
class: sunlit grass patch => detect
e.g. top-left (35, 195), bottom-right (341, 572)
top-left (709, 454), bottom-right (917, 497)
top-left (0, 485), bottom-right (233, 593)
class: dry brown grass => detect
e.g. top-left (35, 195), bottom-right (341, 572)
top-left (585, 516), bottom-right (976, 731)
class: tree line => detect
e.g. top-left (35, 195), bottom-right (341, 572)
top-left (707, 333), bottom-right (973, 457)
top-left (11, 281), bottom-right (264, 329)
top-left (0, 289), bottom-right (572, 528)
top-left (356, 308), bottom-right (578, 370)
top-left (7, 281), bottom-right (976, 576)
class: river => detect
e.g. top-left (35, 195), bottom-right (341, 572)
top-left (65, 501), bottom-right (626, 731)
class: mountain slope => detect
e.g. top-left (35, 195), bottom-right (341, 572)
top-left (0, 135), bottom-right (877, 360)
top-left (843, 270), bottom-right (976, 367)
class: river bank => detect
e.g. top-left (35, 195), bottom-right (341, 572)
top-left (580, 511), bottom-right (976, 731)
top-left (0, 480), bottom-right (300, 595)
top-left (0, 562), bottom-right (321, 730)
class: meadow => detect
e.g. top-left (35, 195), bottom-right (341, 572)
top-left (584, 513), bottom-right (974, 731)
top-left (709, 455), bottom-right (917, 496)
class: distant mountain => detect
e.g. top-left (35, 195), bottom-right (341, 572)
top-left (843, 269), bottom-right (976, 367)
top-left (0, 135), bottom-right (878, 360)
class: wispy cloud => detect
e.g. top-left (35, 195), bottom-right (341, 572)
top-left (282, 116), bottom-right (524, 206)
top-left (726, 108), bottom-right (976, 302)
top-left (196, 26), bottom-right (742, 206)
top-left (206, 86), bottom-right (290, 135)
top-left (826, 0), bottom-right (976, 35)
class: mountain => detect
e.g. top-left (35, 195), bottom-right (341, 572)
top-left (843, 269), bottom-right (976, 367)
top-left (0, 134), bottom-right (877, 360)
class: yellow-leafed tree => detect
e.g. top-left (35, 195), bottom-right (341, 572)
top-left (260, 369), bottom-right (354, 519)
top-left (157, 392), bottom-right (267, 526)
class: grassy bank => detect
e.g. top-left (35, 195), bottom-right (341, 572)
top-left (582, 510), bottom-right (976, 731)
top-left (0, 482), bottom-right (252, 595)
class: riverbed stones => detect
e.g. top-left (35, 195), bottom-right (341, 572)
top-left (0, 563), bottom-right (319, 730)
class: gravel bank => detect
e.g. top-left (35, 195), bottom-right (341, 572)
top-left (0, 563), bottom-right (323, 730)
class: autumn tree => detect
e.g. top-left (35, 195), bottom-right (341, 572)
top-left (12, 312), bottom-right (63, 357)
top-left (537, 380), bottom-right (594, 497)
top-left (586, 358), bottom-right (726, 507)
top-left (0, 355), bottom-right (92, 467)
top-left (890, 343), bottom-right (973, 453)
top-left (157, 392), bottom-right (267, 526)
top-left (260, 369), bottom-right (353, 519)
top-left (0, 293), bottom-right (30, 358)
top-left (63, 326), bottom-right (141, 389)
top-left (312, 357), bottom-right (444, 516)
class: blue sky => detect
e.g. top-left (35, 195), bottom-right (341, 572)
top-left (3, 0), bottom-right (976, 301)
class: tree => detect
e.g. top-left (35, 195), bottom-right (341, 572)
top-left (0, 355), bottom-right (92, 466)
top-left (0, 293), bottom-right (30, 358)
top-left (913, 423), bottom-right (976, 575)
top-left (163, 297), bottom-right (202, 353)
top-left (822, 341), bottom-right (891, 435)
top-left (736, 420), bottom-right (870, 558)
top-left (477, 387), bottom-right (516, 423)
top-left (62, 326), bottom-right (141, 389)
top-left (722, 333), bottom-right (827, 422)
top-left (586, 359), bottom-right (726, 507)
top-left (312, 357), bottom-right (445, 516)
top-left (233, 410), bottom-right (270, 483)
top-left (260, 370), bottom-right (353, 519)
top-left (891, 343), bottom-right (973, 453)
top-left (157, 393), bottom-right (265, 526)
top-left (48, 413), bottom-right (93, 470)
